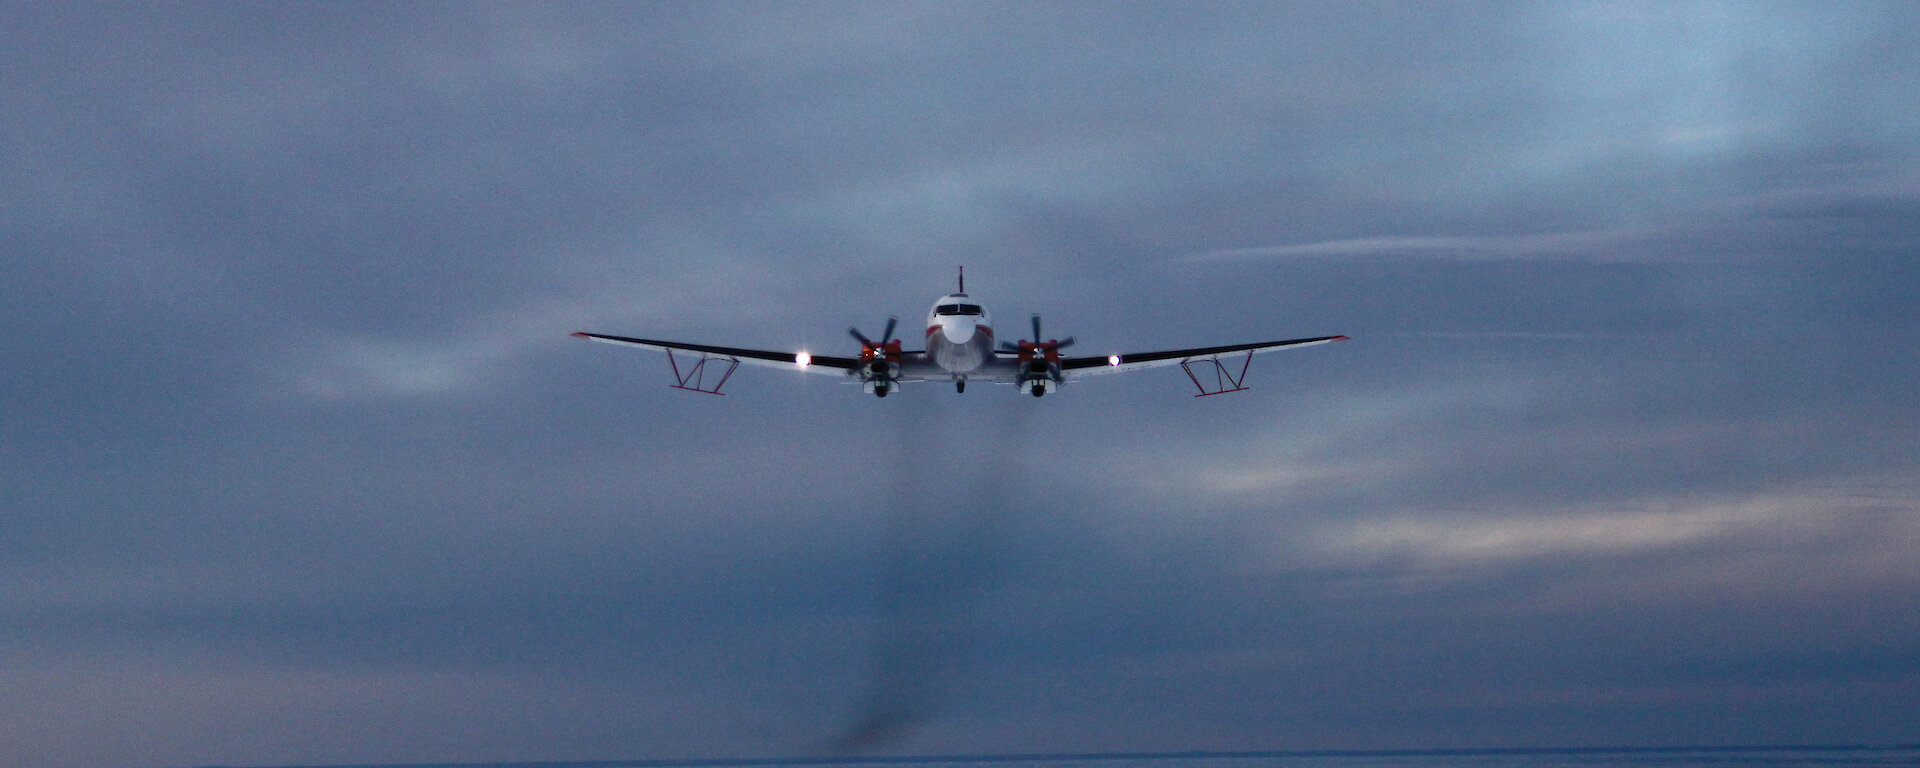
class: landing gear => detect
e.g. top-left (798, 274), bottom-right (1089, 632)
top-left (874, 384), bottom-right (890, 398)
top-left (955, 379), bottom-right (966, 394)
top-left (1029, 383), bottom-right (1046, 397)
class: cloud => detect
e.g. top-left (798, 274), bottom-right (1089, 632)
top-left (7, 3), bottom-right (1920, 763)
top-left (1180, 230), bottom-right (1662, 264)
top-left (1299, 482), bottom-right (1920, 572)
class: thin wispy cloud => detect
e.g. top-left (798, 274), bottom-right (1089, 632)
top-left (1179, 230), bottom-right (1658, 263)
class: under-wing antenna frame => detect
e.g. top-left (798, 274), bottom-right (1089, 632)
top-left (665, 348), bottom-right (739, 395)
top-left (1181, 351), bottom-right (1254, 397)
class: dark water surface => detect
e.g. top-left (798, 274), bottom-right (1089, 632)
top-left (237, 746), bottom-right (1920, 768)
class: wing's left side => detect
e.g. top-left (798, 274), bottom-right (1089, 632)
top-left (1057, 335), bottom-right (1349, 377)
top-left (571, 332), bottom-right (860, 375)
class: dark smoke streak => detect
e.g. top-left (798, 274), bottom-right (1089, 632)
top-left (831, 396), bottom-right (1029, 751)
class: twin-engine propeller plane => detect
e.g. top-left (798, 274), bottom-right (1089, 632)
top-left (572, 269), bottom-right (1347, 398)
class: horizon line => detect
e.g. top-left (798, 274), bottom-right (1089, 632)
top-left (200, 743), bottom-right (1920, 768)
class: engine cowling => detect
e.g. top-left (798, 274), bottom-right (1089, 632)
top-left (850, 317), bottom-right (903, 398)
top-left (1002, 314), bottom-right (1072, 398)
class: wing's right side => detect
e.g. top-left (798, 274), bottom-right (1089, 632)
top-left (1057, 335), bottom-right (1349, 377)
top-left (570, 332), bottom-right (860, 375)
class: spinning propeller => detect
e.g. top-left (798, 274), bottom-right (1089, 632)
top-left (999, 314), bottom-right (1076, 361)
top-left (849, 316), bottom-right (902, 362)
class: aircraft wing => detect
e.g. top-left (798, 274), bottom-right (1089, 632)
top-left (1056, 335), bottom-right (1350, 377)
top-left (570, 332), bottom-right (862, 375)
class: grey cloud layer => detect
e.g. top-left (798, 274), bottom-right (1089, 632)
top-left (4, 3), bottom-right (1919, 766)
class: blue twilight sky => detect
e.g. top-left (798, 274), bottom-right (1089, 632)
top-left (5, 2), bottom-right (1920, 766)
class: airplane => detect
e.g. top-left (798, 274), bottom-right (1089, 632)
top-left (572, 268), bottom-right (1347, 398)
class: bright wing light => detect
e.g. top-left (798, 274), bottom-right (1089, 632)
top-left (1108, 354), bottom-right (1120, 366)
top-left (796, 351), bottom-right (812, 368)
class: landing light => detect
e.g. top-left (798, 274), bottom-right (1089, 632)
top-left (796, 351), bottom-right (811, 368)
top-left (1108, 354), bottom-right (1120, 367)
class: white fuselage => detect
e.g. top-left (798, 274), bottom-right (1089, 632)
top-left (924, 293), bottom-right (994, 375)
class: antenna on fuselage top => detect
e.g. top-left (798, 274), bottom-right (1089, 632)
top-left (958, 265), bottom-right (965, 294)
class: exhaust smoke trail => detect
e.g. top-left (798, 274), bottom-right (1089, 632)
top-left (831, 396), bottom-right (1029, 751)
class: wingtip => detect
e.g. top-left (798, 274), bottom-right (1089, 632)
top-left (570, 331), bottom-right (591, 339)
top-left (1332, 335), bottom-right (1351, 341)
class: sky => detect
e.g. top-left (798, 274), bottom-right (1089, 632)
top-left (5, 2), bottom-right (1920, 766)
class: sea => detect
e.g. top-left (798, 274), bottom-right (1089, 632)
top-left (239, 747), bottom-right (1920, 768)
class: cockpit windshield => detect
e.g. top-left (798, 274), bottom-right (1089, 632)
top-left (935, 304), bottom-right (984, 317)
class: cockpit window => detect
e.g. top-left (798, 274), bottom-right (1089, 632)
top-left (935, 304), bottom-right (984, 316)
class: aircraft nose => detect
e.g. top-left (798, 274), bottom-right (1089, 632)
top-left (940, 319), bottom-right (976, 344)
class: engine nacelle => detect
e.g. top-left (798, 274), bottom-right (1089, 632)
top-left (849, 318), bottom-right (904, 397)
top-left (1018, 359), bottom-right (1060, 397)
top-left (861, 361), bottom-right (899, 397)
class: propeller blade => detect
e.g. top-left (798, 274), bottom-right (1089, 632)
top-left (1054, 336), bottom-right (1077, 349)
top-left (880, 316), bottom-right (899, 345)
top-left (1030, 314), bottom-right (1042, 343)
top-left (848, 326), bottom-right (874, 347)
